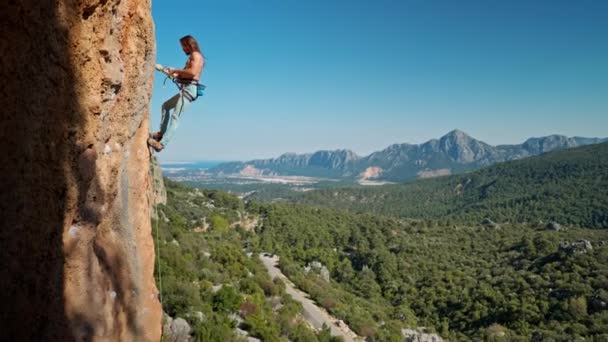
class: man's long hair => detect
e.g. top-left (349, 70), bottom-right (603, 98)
top-left (180, 35), bottom-right (202, 56)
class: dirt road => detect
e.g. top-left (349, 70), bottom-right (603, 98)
top-left (259, 254), bottom-right (359, 342)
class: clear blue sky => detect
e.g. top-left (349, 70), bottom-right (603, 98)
top-left (150, 0), bottom-right (608, 162)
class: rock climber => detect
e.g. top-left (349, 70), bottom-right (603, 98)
top-left (148, 35), bottom-right (205, 152)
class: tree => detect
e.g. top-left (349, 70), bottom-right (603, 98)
top-left (209, 214), bottom-right (229, 233)
top-left (213, 286), bottom-right (242, 313)
top-left (335, 258), bottom-right (355, 283)
top-left (568, 296), bottom-right (588, 318)
top-left (354, 266), bottom-right (382, 299)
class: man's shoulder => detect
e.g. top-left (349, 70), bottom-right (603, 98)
top-left (191, 51), bottom-right (204, 61)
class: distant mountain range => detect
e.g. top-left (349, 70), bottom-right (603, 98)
top-left (209, 130), bottom-right (608, 182)
top-left (291, 141), bottom-right (608, 228)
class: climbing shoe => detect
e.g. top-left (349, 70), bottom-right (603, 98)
top-left (147, 138), bottom-right (164, 152)
top-left (149, 131), bottom-right (163, 141)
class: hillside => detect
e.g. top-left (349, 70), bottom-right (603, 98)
top-left (209, 130), bottom-right (606, 182)
top-left (153, 181), bottom-right (345, 341)
top-left (293, 142), bottom-right (608, 228)
top-left (159, 181), bottom-right (608, 341)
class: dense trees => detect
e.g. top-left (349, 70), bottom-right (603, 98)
top-left (153, 182), bottom-right (329, 341)
top-left (293, 142), bottom-right (608, 229)
top-left (250, 201), bottom-right (608, 340)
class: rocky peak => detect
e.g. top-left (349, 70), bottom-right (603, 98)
top-left (439, 129), bottom-right (476, 147)
top-left (273, 152), bottom-right (310, 166)
top-left (443, 129), bottom-right (472, 140)
top-left (438, 130), bottom-right (491, 163)
top-left (367, 143), bottom-right (414, 163)
top-left (522, 135), bottom-right (574, 154)
top-left (309, 149), bottom-right (360, 169)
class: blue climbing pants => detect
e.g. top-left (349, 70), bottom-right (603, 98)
top-left (158, 84), bottom-right (197, 147)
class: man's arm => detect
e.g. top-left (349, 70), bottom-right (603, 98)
top-left (168, 52), bottom-right (204, 79)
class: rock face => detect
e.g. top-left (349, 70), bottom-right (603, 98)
top-left (481, 218), bottom-right (500, 229)
top-left (546, 221), bottom-right (563, 231)
top-left (151, 155), bottom-right (167, 206)
top-left (304, 261), bottom-right (331, 282)
top-left (402, 328), bottom-right (444, 342)
top-left (163, 316), bottom-right (195, 342)
top-left (559, 240), bottom-right (593, 255)
top-left (0, 0), bottom-right (161, 341)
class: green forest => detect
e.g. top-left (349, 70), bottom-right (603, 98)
top-left (157, 168), bottom-right (608, 340)
top-left (154, 181), bottom-right (345, 341)
top-left (253, 202), bottom-right (608, 340)
top-left (292, 142), bottom-right (608, 229)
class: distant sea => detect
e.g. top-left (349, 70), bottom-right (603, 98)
top-left (160, 160), bottom-right (229, 170)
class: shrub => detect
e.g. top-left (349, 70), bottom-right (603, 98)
top-left (209, 215), bottom-right (229, 233)
top-left (213, 286), bottom-right (242, 313)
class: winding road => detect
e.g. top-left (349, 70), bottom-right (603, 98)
top-left (259, 254), bottom-right (359, 342)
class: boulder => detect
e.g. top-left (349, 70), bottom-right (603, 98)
top-left (304, 261), bottom-right (331, 282)
top-left (163, 317), bottom-right (194, 342)
top-left (481, 218), bottom-right (500, 229)
top-left (402, 328), bottom-right (444, 342)
top-left (546, 221), bottom-right (563, 231)
top-left (559, 240), bottom-right (593, 254)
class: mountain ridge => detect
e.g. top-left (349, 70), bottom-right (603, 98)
top-left (210, 130), bottom-right (607, 182)
top-left (292, 141), bottom-right (608, 228)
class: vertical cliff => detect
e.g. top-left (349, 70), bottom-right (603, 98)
top-left (0, 0), bottom-right (161, 340)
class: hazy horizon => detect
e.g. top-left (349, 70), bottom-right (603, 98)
top-left (158, 129), bottom-right (607, 163)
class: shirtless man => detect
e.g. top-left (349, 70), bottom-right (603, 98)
top-left (148, 35), bottom-right (205, 152)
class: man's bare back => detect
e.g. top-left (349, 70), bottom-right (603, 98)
top-left (181, 51), bottom-right (204, 81)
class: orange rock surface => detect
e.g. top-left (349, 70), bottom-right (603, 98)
top-left (0, 0), bottom-right (161, 340)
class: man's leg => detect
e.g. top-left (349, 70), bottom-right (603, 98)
top-left (158, 93), bottom-right (180, 139)
top-left (158, 88), bottom-right (193, 147)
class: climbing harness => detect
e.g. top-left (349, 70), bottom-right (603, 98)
top-left (156, 63), bottom-right (206, 101)
top-left (175, 79), bottom-right (206, 101)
